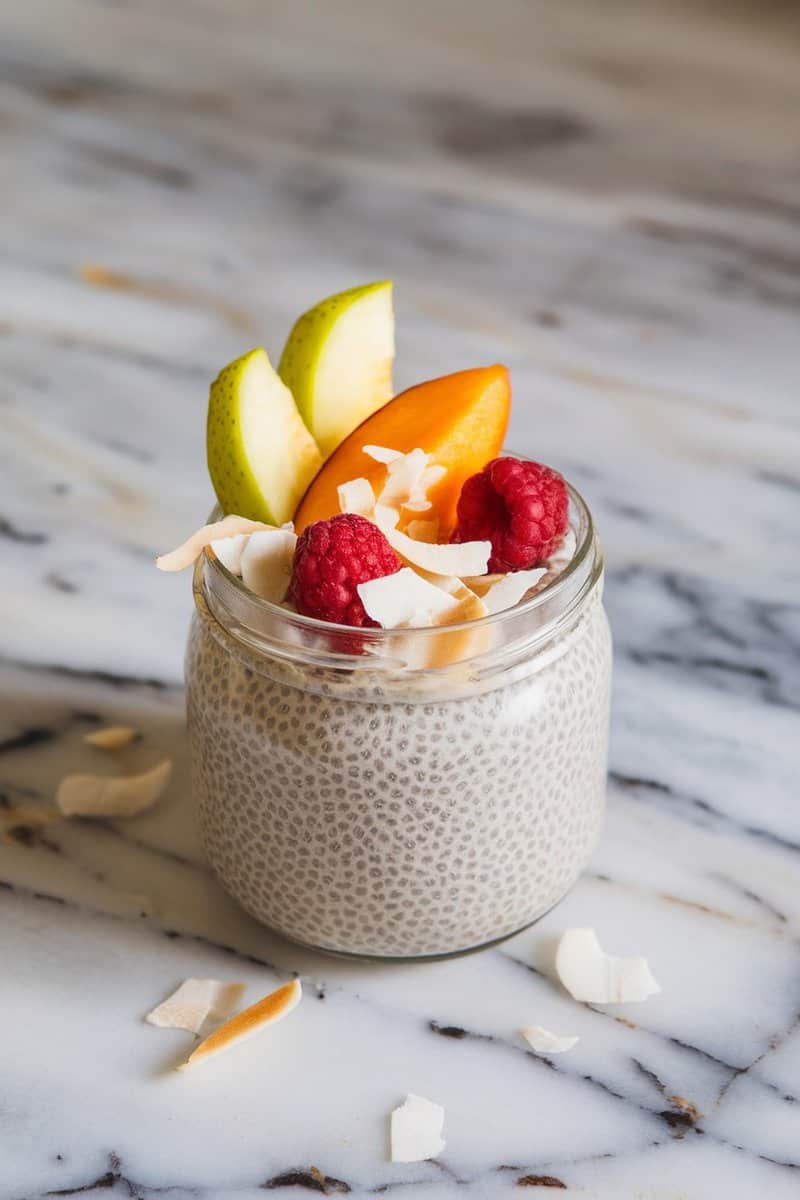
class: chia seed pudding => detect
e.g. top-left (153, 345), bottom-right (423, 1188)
top-left (156, 290), bottom-right (614, 959)
top-left (186, 489), bottom-right (611, 959)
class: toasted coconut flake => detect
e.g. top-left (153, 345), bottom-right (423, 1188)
top-left (178, 978), bottom-right (302, 1070)
top-left (433, 588), bottom-right (487, 626)
top-left (358, 568), bottom-right (461, 629)
top-left (363, 444), bottom-right (403, 464)
top-left (56, 759), bottom-right (172, 819)
top-left (461, 572), bottom-right (504, 597)
top-left (240, 528), bottom-right (297, 602)
top-left (156, 517), bottom-right (278, 572)
top-left (390, 1094), bottom-right (446, 1163)
top-left (83, 725), bottom-right (138, 750)
top-left (556, 928), bottom-right (661, 1004)
top-left (521, 1025), bottom-right (579, 1054)
top-left (375, 508), bottom-right (490, 577)
top-left (146, 978), bottom-right (246, 1035)
top-left (482, 567), bottom-right (547, 614)
top-left (210, 533), bottom-right (250, 576)
top-left (406, 519), bottom-right (439, 544)
top-left (338, 477), bottom-right (376, 518)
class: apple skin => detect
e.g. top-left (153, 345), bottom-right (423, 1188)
top-left (207, 348), bottom-right (322, 526)
top-left (278, 281), bottom-right (394, 459)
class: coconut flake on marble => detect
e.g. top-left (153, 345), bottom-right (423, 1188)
top-left (83, 725), bottom-right (139, 750)
top-left (358, 567), bottom-right (462, 629)
top-left (146, 978), bottom-right (246, 1035)
top-left (556, 928), bottom-right (661, 1004)
top-left (390, 1094), bottom-right (446, 1163)
top-left (156, 516), bottom-right (278, 572)
top-left (338, 477), bottom-right (377, 518)
top-left (178, 979), bottom-right (302, 1070)
top-left (56, 759), bottom-right (173, 819)
top-left (521, 1025), bottom-right (579, 1054)
top-left (240, 528), bottom-right (297, 602)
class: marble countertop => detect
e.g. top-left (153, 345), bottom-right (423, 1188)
top-left (2, 2), bottom-right (799, 1196)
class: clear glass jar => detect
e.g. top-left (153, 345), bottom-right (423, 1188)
top-left (186, 482), bottom-right (611, 960)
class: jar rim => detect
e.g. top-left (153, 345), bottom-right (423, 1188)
top-left (201, 479), bottom-right (596, 640)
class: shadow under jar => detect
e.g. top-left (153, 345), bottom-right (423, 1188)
top-left (186, 482), bottom-right (611, 960)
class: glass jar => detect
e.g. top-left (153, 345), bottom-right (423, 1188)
top-left (186, 482), bottom-right (611, 960)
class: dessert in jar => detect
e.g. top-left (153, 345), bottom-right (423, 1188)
top-left (158, 281), bottom-right (612, 959)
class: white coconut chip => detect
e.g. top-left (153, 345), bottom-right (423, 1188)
top-left (156, 517), bottom-right (278, 572)
top-left (556, 928), bottom-right (661, 1004)
top-left (481, 567), bottom-right (547, 614)
top-left (390, 1094), bottom-right (446, 1163)
top-left (240, 528), bottom-right (297, 602)
top-left (521, 1025), bottom-right (579, 1055)
top-left (358, 568), bottom-right (462, 629)
top-left (83, 725), bottom-right (138, 750)
top-left (146, 978), bottom-right (246, 1035)
top-left (178, 978), bottom-right (302, 1070)
top-left (404, 464), bottom-right (447, 512)
top-left (363, 445), bottom-right (403, 465)
top-left (210, 533), bottom-right (250, 576)
top-left (378, 448), bottom-right (430, 510)
top-left (338, 477), bottom-right (377, 518)
top-left (405, 519), bottom-right (440, 544)
top-left (56, 759), bottom-right (173, 819)
top-left (374, 506), bottom-right (491, 577)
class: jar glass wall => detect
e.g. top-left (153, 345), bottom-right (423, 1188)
top-left (185, 483), bottom-right (611, 960)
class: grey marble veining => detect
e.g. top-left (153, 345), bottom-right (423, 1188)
top-left (1, 2), bottom-right (799, 1197)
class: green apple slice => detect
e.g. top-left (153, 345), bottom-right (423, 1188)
top-left (278, 280), bottom-right (394, 459)
top-left (207, 348), bottom-right (322, 526)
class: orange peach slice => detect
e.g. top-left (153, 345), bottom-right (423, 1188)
top-left (294, 365), bottom-right (510, 537)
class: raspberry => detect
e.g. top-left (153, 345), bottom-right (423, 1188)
top-left (289, 513), bottom-right (402, 627)
top-left (452, 457), bottom-right (569, 572)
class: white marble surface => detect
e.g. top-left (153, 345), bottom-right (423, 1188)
top-left (2, 2), bottom-right (800, 1196)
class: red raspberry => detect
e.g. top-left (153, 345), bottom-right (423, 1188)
top-left (289, 513), bottom-right (402, 627)
top-left (452, 457), bottom-right (569, 572)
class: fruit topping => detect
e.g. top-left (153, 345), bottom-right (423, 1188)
top-left (294, 365), bottom-right (510, 535)
top-left (207, 348), bottom-right (322, 526)
top-left (278, 281), bottom-right (394, 459)
top-left (289, 513), bottom-right (402, 627)
top-left (452, 457), bottom-right (568, 572)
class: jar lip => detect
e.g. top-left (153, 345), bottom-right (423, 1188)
top-left (202, 476), bottom-right (597, 640)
